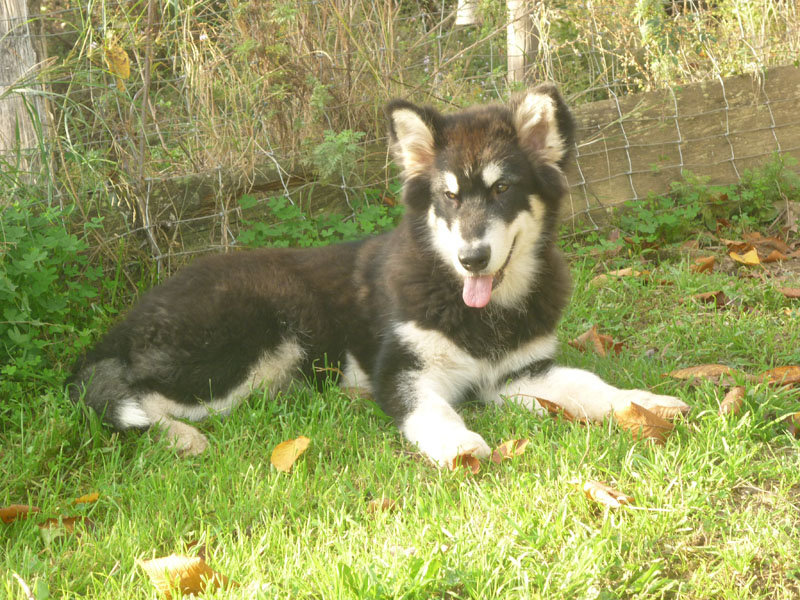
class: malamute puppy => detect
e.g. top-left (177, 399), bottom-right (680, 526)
top-left (69, 84), bottom-right (687, 465)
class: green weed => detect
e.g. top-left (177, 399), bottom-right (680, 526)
top-left (237, 192), bottom-right (403, 249)
top-left (615, 154), bottom-right (800, 247)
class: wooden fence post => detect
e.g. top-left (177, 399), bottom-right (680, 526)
top-left (0, 0), bottom-right (49, 175)
top-left (507, 0), bottom-right (537, 84)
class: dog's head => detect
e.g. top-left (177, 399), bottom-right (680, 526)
top-left (387, 85), bottom-right (575, 309)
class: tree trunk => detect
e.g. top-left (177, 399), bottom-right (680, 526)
top-left (0, 0), bottom-right (49, 169)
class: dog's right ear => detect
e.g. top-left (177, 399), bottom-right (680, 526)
top-left (386, 100), bottom-right (440, 179)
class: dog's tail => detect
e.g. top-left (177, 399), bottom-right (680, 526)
top-left (67, 356), bottom-right (149, 430)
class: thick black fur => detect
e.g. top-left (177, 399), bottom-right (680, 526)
top-left (68, 84), bottom-right (575, 433)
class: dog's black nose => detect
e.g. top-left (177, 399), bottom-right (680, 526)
top-left (458, 245), bottom-right (491, 272)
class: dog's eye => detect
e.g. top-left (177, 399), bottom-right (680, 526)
top-left (493, 182), bottom-right (509, 194)
top-left (444, 191), bottom-right (458, 201)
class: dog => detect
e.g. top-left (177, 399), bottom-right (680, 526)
top-left (68, 84), bottom-right (688, 466)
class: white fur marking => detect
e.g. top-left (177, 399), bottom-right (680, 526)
top-left (395, 321), bottom-right (557, 402)
top-left (443, 172), bottom-right (459, 196)
top-left (481, 162), bottom-right (503, 188)
top-left (116, 401), bottom-right (150, 428)
top-left (399, 391), bottom-right (490, 466)
top-left (136, 338), bottom-right (305, 424)
top-left (427, 205), bottom-right (465, 275)
top-left (490, 195), bottom-right (546, 309)
top-left (394, 321), bottom-right (556, 464)
top-left (340, 352), bottom-right (372, 391)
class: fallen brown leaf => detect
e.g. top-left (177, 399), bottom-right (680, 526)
top-left (757, 366), bottom-right (800, 386)
top-left (681, 239), bottom-right (700, 251)
top-left (137, 554), bottom-right (235, 599)
top-left (690, 256), bottom-right (715, 273)
top-left (1, 505), bottom-right (40, 524)
top-left (589, 268), bottom-right (649, 287)
top-left (667, 364), bottom-right (747, 385)
top-left (762, 249), bottom-right (788, 263)
top-left (722, 239), bottom-right (750, 253)
top-left (777, 287), bottom-right (800, 299)
top-left (185, 539), bottom-right (209, 561)
top-left (568, 325), bottom-right (623, 357)
top-left (614, 401), bottom-right (674, 444)
top-left (744, 234), bottom-right (792, 254)
top-left (786, 413), bottom-right (800, 438)
top-left (38, 516), bottom-right (95, 545)
top-left (39, 515), bottom-right (94, 532)
top-left (490, 438), bottom-right (530, 464)
top-left (573, 480), bottom-right (635, 509)
top-left (449, 452), bottom-right (480, 474)
top-left (646, 403), bottom-right (690, 420)
top-left (367, 497), bottom-right (398, 513)
top-left (730, 248), bottom-right (760, 266)
top-left (535, 397), bottom-right (586, 423)
top-left (691, 290), bottom-right (728, 309)
top-left (719, 386), bottom-right (745, 416)
top-left (270, 436), bottom-right (311, 472)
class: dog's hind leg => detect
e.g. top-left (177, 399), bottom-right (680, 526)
top-left (68, 359), bottom-right (211, 455)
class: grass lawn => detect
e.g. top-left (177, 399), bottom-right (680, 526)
top-left (3, 243), bottom-right (800, 599)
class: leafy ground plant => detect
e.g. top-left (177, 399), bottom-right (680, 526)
top-left (3, 223), bottom-right (799, 599)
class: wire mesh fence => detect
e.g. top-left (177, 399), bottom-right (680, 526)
top-left (2, 0), bottom-right (799, 273)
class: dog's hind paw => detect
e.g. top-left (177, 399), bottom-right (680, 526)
top-left (157, 419), bottom-right (210, 456)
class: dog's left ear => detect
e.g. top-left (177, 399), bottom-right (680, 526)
top-left (386, 100), bottom-right (442, 179)
top-left (511, 83), bottom-right (575, 170)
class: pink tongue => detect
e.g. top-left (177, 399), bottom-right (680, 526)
top-left (462, 275), bottom-right (494, 308)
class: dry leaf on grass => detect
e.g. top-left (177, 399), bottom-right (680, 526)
top-left (589, 268), bottom-right (649, 287)
top-left (39, 516), bottom-right (95, 545)
top-left (39, 515), bottom-right (94, 533)
top-left (785, 413), bottom-right (800, 438)
top-left (535, 397), bottom-right (586, 423)
top-left (137, 554), bottom-right (234, 599)
top-left (490, 439), bottom-right (530, 464)
top-left (449, 453), bottom-right (480, 474)
top-left (568, 325), bottom-right (623, 357)
top-left (730, 248), bottom-right (761, 266)
top-left (690, 256), bottom-right (715, 273)
top-left (367, 498), bottom-right (398, 513)
top-left (103, 43), bottom-right (130, 91)
top-left (667, 364), bottom-right (747, 385)
top-left (719, 386), bottom-right (746, 416)
top-left (757, 366), bottom-right (800, 386)
top-left (777, 287), bottom-right (800, 299)
top-left (762, 249), bottom-right (788, 263)
top-left (646, 403), bottom-right (690, 420)
top-left (1, 505), bottom-right (40, 524)
top-left (614, 402), bottom-right (674, 444)
top-left (270, 436), bottom-right (311, 472)
top-left (572, 480), bottom-right (634, 509)
top-left (691, 291), bottom-right (729, 308)
top-left (74, 492), bottom-right (100, 505)
top-left (722, 239), bottom-right (750, 253)
top-left (744, 232), bottom-right (792, 254)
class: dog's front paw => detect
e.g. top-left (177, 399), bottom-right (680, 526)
top-left (617, 390), bottom-right (690, 419)
top-left (406, 425), bottom-right (491, 468)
